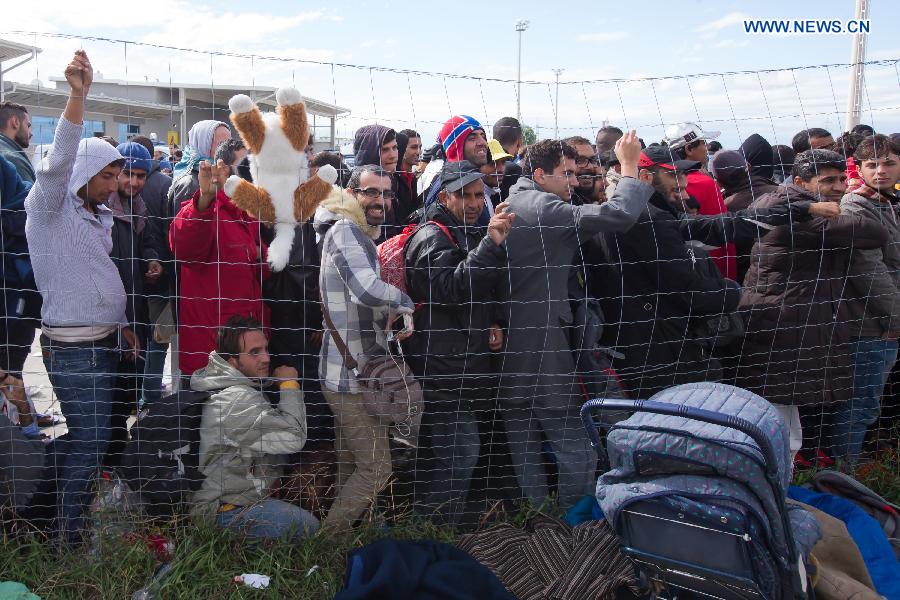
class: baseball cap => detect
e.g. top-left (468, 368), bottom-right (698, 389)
top-left (441, 160), bottom-right (484, 193)
top-left (638, 145), bottom-right (701, 172)
top-left (663, 122), bottom-right (721, 151)
top-left (487, 139), bottom-right (513, 161)
top-left (116, 141), bottom-right (152, 173)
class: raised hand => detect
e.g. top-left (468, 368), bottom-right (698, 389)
top-left (197, 159), bottom-right (231, 210)
top-left (65, 50), bottom-right (93, 96)
top-left (615, 130), bottom-right (642, 178)
top-left (488, 201), bottom-right (516, 246)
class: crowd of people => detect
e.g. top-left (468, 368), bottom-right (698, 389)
top-left (2, 50), bottom-right (899, 547)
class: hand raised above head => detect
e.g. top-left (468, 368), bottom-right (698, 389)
top-left (64, 50), bottom-right (93, 95)
top-left (615, 130), bottom-right (642, 178)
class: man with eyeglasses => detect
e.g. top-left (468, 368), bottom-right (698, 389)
top-left (313, 164), bottom-right (414, 531)
top-left (564, 136), bottom-right (601, 205)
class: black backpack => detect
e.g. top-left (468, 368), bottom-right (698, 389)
top-left (118, 390), bottom-right (209, 515)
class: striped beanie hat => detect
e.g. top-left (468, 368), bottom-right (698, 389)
top-left (439, 115), bottom-right (483, 162)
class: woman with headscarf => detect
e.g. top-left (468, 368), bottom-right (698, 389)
top-left (167, 120), bottom-right (232, 212)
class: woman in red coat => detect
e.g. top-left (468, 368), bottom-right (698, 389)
top-left (169, 160), bottom-right (268, 376)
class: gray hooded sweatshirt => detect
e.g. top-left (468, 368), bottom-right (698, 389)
top-left (24, 117), bottom-right (127, 331)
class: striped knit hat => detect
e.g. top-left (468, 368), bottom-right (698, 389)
top-left (439, 115), bottom-right (484, 162)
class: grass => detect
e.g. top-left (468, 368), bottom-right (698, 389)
top-left (0, 495), bottom-right (557, 600)
top-left (2, 449), bottom-right (896, 599)
top-left (0, 514), bottom-right (456, 599)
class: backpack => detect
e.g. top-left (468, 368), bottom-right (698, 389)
top-left (117, 390), bottom-right (210, 514)
top-left (377, 221), bottom-right (454, 295)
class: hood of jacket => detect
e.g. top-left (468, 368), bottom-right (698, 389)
top-left (189, 351), bottom-right (255, 393)
top-left (353, 124), bottom-right (394, 168)
top-left (508, 175), bottom-right (544, 197)
top-left (740, 133), bottom-right (774, 179)
top-left (63, 138), bottom-right (123, 198)
top-left (726, 173), bottom-right (779, 198)
top-left (313, 185), bottom-right (380, 239)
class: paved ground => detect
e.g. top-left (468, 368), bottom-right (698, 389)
top-left (21, 329), bottom-right (174, 439)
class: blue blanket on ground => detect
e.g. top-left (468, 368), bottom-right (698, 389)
top-left (789, 486), bottom-right (900, 600)
top-left (334, 538), bottom-right (515, 600)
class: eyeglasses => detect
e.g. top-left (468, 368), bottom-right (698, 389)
top-left (353, 187), bottom-right (396, 201)
top-left (575, 156), bottom-right (600, 167)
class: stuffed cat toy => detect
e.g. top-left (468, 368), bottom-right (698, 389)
top-left (223, 87), bottom-right (337, 271)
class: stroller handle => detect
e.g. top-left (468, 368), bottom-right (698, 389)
top-left (580, 398), bottom-right (780, 478)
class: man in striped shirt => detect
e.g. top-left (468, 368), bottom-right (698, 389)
top-left (24, 50), bottom-right (139, 546)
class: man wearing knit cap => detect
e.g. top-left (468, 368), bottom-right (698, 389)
top-left (419, 115), bottom-right (488, 210)
top-left (25, 50), bottom-right (139, 545)
top-left (106, 142), bottom-right (164, 458)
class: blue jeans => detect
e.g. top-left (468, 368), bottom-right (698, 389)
top-left (830, 336), bottom-right (899, 464)
top-left (41, 337), bottom-right (118, 545)
top-left (140, 337), bottom-right (169, 407)
top-left (216, 498), bottom-right (319, 541)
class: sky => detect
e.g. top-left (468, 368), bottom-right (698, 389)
top-left (3, 0), bottom-right (900, 149)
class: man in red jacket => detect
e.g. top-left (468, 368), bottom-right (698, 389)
top-left (169, 159), bottom-right (268, 377)
top-left (664, 123), bottom-right (736, 280)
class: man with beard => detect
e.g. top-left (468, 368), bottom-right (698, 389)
top-left (564, 136), bottom-right (601, 205)
top-left (0, 102), bottom-right (38, 378)
top-left (314, 164), bottom-right (415, 531)
top-left (0, 102), bottom-right (35, 183)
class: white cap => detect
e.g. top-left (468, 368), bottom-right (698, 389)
top-left (664, 122), bottom-right (721, 151)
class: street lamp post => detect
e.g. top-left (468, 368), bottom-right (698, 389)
top-left (552, 68), bottom-right (564, 138)
top-left (515, 19), bottom-right (529, 123)
top-left (845, 0), bottom-right (869, 131)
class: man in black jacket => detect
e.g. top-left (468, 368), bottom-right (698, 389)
top-left (600, 146), bottom-right (742, 399)
top-left (403, 160), bottom-right (515, 526)
top-left (131, 136), bottom-right (173, 408)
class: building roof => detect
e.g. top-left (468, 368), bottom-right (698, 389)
top-left (2, 81), bottom-right (179, 121)
top-left (46, 76), bottom-right (351, 118)
top-left (0, 39), bottom-right (40, 64)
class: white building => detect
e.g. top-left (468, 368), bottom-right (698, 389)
top-left (1, 39), bottom-right (350, 153)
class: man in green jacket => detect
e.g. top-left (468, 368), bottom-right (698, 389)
top-left (191, 314), bottom-right (319, 540)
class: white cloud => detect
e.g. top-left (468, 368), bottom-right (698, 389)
top-left (695, 12), bottom-right (749, 34)
top-left (576, 32), bottom-right (628, 43)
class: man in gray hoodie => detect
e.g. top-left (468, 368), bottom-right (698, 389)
top-left (24, 50), bottom-right (138, 545)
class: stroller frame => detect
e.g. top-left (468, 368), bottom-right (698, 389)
top-left (581, 397), bottom-right (810, 600)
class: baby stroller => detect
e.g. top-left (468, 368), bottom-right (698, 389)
top-left (580, 382), bottom-right (821, 600)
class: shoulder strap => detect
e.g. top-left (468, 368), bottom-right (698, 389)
top-left (320, 296), bottom-right (360, 375)
top-left (426, 220), bottom-right (456, 246)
